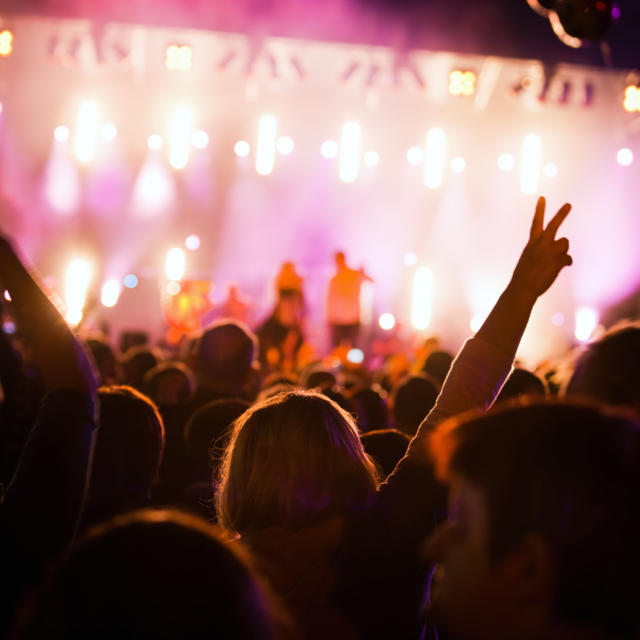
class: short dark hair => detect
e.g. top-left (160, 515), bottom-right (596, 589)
top-left (431, 400), bottom-right (640, 637)
top-left (392, 374), bottom-right (440, 436)
top-left (93, 386), bottom-right (164, 503)
top-left (25, 509), bottom-right (284, 638)
top-left (193, 320), bottom-right (257, 389)
top-left (566, 323), bottom-right (640, 413)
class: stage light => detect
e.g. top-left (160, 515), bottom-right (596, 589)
top-left (411, 266), bottom-right (433, 330)
top-left (425, 128), bottom-right (446, 189)
top-left (497, 153), bottom-right (515, 171)
top-left (403, 252), bottom-right (417, 266)
top-left (166, 248), bottom-right (185, 281)
top-left (339, 121), bottom-right (361, 183)
top-left (543, 162), bottom-right (558, 178)
top-left (347, 348), bottom-right (364, 364)
top-left (277, 136), bottom-right (294, 155)
top-left (450, 156), bottom-right (466, 173)
top-left (101, 279), bottom-right (121, 308)
top-left (4, 290), bottom-right (11, 301)
top-left (520, 134), bottom-right (542, 195)
top-left (169, 106), bottom-right (193, 170)
top-left (378, 313), bottom-right (396, 331)
top-left (133, 162), bottom-right (174, 214)
top-left (101, 123), bottom-right (117, 142)
top-left (165, 45), bottom-right (192, 72)
top-left (64, 258), bottom-right (92, 326)
top-left (74, 100), bottom-right (99, 163)
top-left (449, 70), bottom-right (476, 96)
top-left (166, 281), bottom-right (181, 296)
top-left (192, 130), bottom-right (209, 149)
top-left (234, 140), bottom-right (250, 157)
top-left (185, 234), bottom-right (200, 250)
top-left (575, 306), bottom-right (598, 342)
top-left (623, 85), bottom-right (640, 112)
top-left (256, 115), bottom-right (277, 176)
top-left (551, 312), bottom-right (565, 327)
top-left (0, 30), bottom-right (13, 57)
top-left (321, 140), bottom-right (339, 159)
top-left (617, 148), bottom-right (633, 166)
top-left (54, 125), bottom-right (70, 142)
top-left (363, 150), bottom-right (380, 167)
top-left (45, 150), bottom-right (80, 215)
top-left (124, 274), bottom-right (138, 289)
top-left (407, 146), bottom-right (424, 166)
top-left (147, 134), bottom-right (163, 151)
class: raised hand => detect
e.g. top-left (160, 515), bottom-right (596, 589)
top-left (510, 196), bottom-right (572, 299)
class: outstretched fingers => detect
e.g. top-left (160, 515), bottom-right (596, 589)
top-left (530, 196), bottom-right (546, 240)
top-left (543, 203), bottom-right (571, 240)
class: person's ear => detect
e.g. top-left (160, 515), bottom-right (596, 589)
top-left (504, 533), bottom-right (553, 611)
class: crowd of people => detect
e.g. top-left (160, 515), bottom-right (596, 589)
top-left (1, 196), bottom-right (640, 639)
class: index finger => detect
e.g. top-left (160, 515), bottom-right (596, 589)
top-left (543, 203), bottom-right (571, 239)
top-left (530, 196), bottom-right (545, 240)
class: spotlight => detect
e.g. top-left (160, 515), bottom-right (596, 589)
top-left (147, 134), bottom-right (163, 150)
top-left (54, 125), bottom-right (70, 142)
top-left (101, 279), bottom-right (121, 308)
top-left (575, 306), bottom-right (598, 342)
top-left (623, 85), bottom-right (640, 113)
top-left (185, 234), bottom-right (201, 250)
top-left (363, 150), bottom-right (380, 167)
top-left (101, 123), bottom-right (117, 142)
top-left (449, 70), bottom-right (476, 96)
top-left (520, 134), bottom-right (542, 195)
top-left (450, 156), bottom-right (466, 173)
top-left (339, 121), bottom-right (361, 183)
top-left (74, 100), bottom-right (99, 163)
top-left (276, 136), bottom-right (294, 155)
top-left (166, 281), bottom-right (181, 296)
top-left (378, 313), bottom-right (396, 331)
top-left (256, 115), bottom-right (277, 176)
top-left (169, 106), bottom-right (193, 170)
top-left (165, 45), bottom-right (192, 72)
top-left (191, 130), bottom-right (209, 149)
top-left (617, 148), bottom-right (633, 166)
top-left (124, 274), bottom-right (138, 288)
top-left (321, 140), bottom-right (339, 159)
top-left (65, 258), bottom-right (92, 326)
top-left (425, 128), bottom-right (446, 189)
top-left (234, 140), bottom-right (250, 157)
top-left (497, 153), bottom-right (515, 171)
top-left (0, 30), bottom-right (13, 57)
top-left (411, 266), bottom-right (433, 330)
top-left (407, 146), bottom-right (424, 166)
top-left (165, 248), bottom-right (185, 281)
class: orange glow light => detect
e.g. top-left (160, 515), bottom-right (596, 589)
top-left (165, 45), bottom-right (192, 72)
top-left (0, 30), bottom-right (13, 57)
top-left (449, 70), bottom-right (476, 97)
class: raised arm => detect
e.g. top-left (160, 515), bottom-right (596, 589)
top-left (382, 197), bottom-right (572, 494)
top-left (0, 234), bottom-right (98, 633)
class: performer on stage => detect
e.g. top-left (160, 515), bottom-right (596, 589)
top-left (326, 250), bottom-right (373, 349)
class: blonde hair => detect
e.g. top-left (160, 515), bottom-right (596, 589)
top-left (216, 390), bottom-right (379, 534)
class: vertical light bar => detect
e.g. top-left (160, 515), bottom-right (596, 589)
top-left (65, 258), bottom-right (92, 326)
top-left (411, 266), bottom-right (433, 330)
top-left (574, 306), bottom-right (598, 342)
top-left (74, 101), bottom-right (99, 163)
top-left (256, 115), bottom-right (277, 176)
top-left (166, 248), bottom-right (186, 281)
top-left (169, 106), bottom-right (193, 170)
top-left (424, 127), bottom-right (446, 189)
top-left (339, 121), bottom-right (361, 183)
top-left (520, 134), bottom-right (542, 195)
